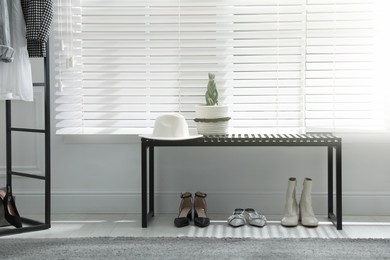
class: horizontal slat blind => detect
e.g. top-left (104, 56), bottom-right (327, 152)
top-left (231, 0), bottom-right (305, 132)
top-left (305, 0), bottom-right (382, 131)
top-left (54, 0), bottom-right (383, 134)
top-left (54, 0), bottom-right (83, 134)
top-left (81, 0), bottom-right (180, 134)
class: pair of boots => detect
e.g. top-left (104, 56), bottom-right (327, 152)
top-left (281, 177), bottom-right (318, 227)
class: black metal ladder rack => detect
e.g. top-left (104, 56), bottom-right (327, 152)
top-left (141, 133), bottom-right (342, 230)
top-left (0, 43), bottom-right (51, 236)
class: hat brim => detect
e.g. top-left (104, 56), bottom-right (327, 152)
top-left (139, 134), bottom-right (203, 141)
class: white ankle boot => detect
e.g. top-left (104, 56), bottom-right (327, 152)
top-left (299, 178), bottom-right (319, 227)
top-left (281, 177), bottom-right (299, 227)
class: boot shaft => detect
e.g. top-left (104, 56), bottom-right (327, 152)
top-left (281, 177), bottom-right (299, 226)
top-left (300, 177), bottom-right (313, 205)
top-left (285, 177), bottom-right (297, 198)
top-left (301, 177), bottom-right (313, 196)
top-left (299, 178), bottom-right (318, 227)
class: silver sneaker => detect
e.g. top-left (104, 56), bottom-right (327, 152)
top-left (243, 208), bottom-right (267, 227)
top-left (227, 208), bottom-right (246, 227)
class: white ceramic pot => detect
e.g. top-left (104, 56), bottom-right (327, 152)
top-left (194, 105), bottom-right (230, 135)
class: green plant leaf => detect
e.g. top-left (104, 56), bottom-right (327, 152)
top-left (205, 73), bottom-right (218, 105)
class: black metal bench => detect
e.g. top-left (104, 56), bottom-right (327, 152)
top-left (141, 133), bottom-right (342, 229)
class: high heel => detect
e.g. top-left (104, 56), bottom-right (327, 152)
top-left (0, 186), bottom-right (22, 228)
top-left (174, 192), bottom-right (192, 228)
top-left (194, 191), bottom-right (210, 227)
top-left (0, 193), bottom-right (10, 227)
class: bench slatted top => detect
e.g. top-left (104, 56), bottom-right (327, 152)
top-left (142, 133), bottom-right (341, 146)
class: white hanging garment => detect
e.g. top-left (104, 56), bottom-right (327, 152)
top-left (0, 0), bottom-right (33, 101)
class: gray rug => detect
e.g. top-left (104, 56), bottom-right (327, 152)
top-left (0, 237), bottom-right (389, 260)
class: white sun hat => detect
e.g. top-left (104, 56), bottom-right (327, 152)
top-left (139, 113), bottom-right (202, 140)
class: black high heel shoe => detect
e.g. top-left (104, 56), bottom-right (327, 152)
top-left (0, 186), bottom-right (22, 228)
top-left (174, 192), bottom-right (192, 227)
top-left (194, 191), bottom-right (210, 227)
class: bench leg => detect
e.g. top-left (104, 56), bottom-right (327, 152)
top-left (327, 146), bottom-right (334, 218)
top-left (141, 141), bottom-right (148, 228)
top-left (336, 143), bottom-right (342, 230)
top-left (328, 145), bottom-right (343, 230)
top-left (149, 146), bottom-right (155, 217)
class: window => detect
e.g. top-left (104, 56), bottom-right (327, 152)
top-left (55, 0), bottom-right (386, 135)
top-left (305, 0), bottom-right (383, 131)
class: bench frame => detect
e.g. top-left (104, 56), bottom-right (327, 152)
top-left (141, 134), bottom-right (342, 230)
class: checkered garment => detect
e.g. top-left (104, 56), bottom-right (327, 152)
top-left (21, 0), bottom-right (53, 58)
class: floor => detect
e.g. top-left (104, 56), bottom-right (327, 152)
top-left (1, 214), bottom-right (390, 239)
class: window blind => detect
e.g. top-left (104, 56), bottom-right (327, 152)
top-left (54, 0), bottom-right (382, 135)
top-left (305, 0), bottom-right (381, 131)
top-left (55, 0), bottom-right (83, 134)
top-left (231, 0), bottom-right (305, 133)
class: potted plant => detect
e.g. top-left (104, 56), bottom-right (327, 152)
top-left (194, 73), bottom-right (230, 135)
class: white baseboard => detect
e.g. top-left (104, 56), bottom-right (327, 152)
top-left (13, 191), bottom-right (390, 216)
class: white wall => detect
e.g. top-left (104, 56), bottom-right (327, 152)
top-left (46, 135), bottom-right (390, 216)
top-left (1, 46), bottom-right (390, 218)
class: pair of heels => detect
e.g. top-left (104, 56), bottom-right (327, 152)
top-left (0, 186), bottom-right (22, 228)
top-left (174, 191), bottom-right (210, 228)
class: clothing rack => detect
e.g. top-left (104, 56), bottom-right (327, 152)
top-left (0, 42), bottom-right (51, 236)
